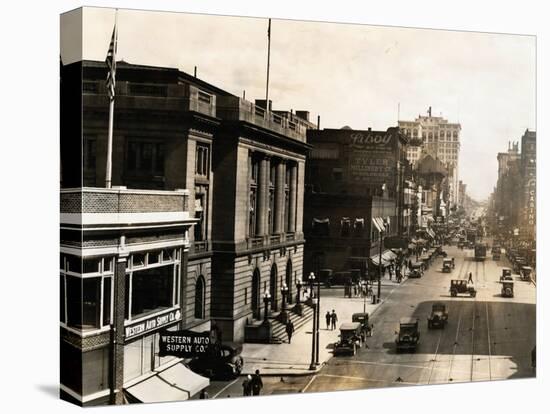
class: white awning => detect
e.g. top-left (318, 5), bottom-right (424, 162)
top-left (371, 217), bottom-right (385, 233)
top-left (125, 363), bottom-right (209, 403)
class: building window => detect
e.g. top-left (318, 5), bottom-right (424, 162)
top-left (341, 217), bottom-right (351, 237)
top-left (195, 144), bottom-right (210, 178)
top-left (268, 161), bottom-right (276, 234)
top-left (354, 218), bottom-right (365, 237)
top-left (194, 188), bottom-right (208, 242)
top-left (126, 140), bottom-right (164, 176)
top-left (312, 218), bottom-right (330, 237)
top-left (332, 168), bottom-right (343, 181)
top-left (194, 276), bottom-right (206, 319)
top-left (60, 255), bottom-right (114, 332)
top-left (129, 265), bottom-right (174, 319)
top-left (249, 155), bottom-right (259, 237)
top-left (83, 137), bottom-right (96, 172)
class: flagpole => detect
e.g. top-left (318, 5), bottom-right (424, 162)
top-left (105, 11), bottom-right (118, 189)
top-left (265, 18), bottom-right (271, 111)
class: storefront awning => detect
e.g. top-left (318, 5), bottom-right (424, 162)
top-left (125, 363), bottom-right (209, 403)
top-left (370, 250), bottom-right (395, 266)
top-left (371, 217), bottom-right (383, 233)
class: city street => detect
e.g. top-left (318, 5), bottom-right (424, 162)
top-left (204, 242), bottom-right (536, 399)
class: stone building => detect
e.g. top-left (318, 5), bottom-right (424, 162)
top-left (60, 59), bottom-right (315, 405)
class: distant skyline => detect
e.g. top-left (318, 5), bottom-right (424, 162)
top-left (61, 7), bottom-right (536, 201)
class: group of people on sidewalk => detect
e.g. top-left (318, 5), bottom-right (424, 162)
top-left (242, 370), bottom-right (264, 396)
top-left (325, 309), bottom-right (338, 330)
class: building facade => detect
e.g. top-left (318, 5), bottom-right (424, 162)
top-left (60, 59), bottom-right (315, 405)
top-left (304, 127), bottom-right (407, 278)
top-left (399, 108), bottom-right (461, 208)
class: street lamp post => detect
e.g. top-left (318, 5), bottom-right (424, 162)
top-left (308, 272), bottom-right (317, 370)
top-left (315, 276), bottom-right (321, 365)
top-left (295, 279), bottom-right (302, 316)
top-left (263, 289), bottom-right (271, 324)
top-left (280, 283), bottom-right (289, 324)
top-left (377, 219), bottom-right (388, 303)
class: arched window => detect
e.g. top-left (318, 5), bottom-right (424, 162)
top-left (194, 276), bottom-right (205, 319)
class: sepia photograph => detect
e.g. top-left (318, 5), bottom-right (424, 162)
top-left (59, 5), bottom-right (536, 407)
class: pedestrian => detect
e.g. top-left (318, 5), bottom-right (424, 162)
top-left (408, 259), bottom-right (412, 270)
top-left (251, 370), bottom-right (263, 396)
top-left (285, 320), bottom-right (295, 343)
top-left (242, 375), bottom-right (252, 396)
top-left (388, 265), bottom-right (393, 281)
top-left (325, 311), bottom-right (331, 329)
top-left (199, 389), bottom-right (209, 399)
top-left (353, 283), bottom-right (358, 297)
top-left (467, 272), bottom-right (473, 284)
top-left (330, 309), bottom-right (338, 330)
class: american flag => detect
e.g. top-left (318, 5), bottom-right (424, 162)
top-left (105, 24), bottom-right (117, 101)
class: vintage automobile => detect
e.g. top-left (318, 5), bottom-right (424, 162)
top-left (428, 302), bottom-right (448, 329)
top-left (333, 322), bottom-right (362, 356)
top-left (442, 258), bottom-right (453, 273)
top-left (352, 312), bottom-right (372, 338)
top-left (520, 266), bottom-right (533, 281)
top-left (513, 257), bottom-right (526, 274)
top-left (409, 262), bottom-right (424, 278)
top-left (395, 318), bottom-right (420, 352)
top-left (318, 268), bottom-right (334, 287)
top-left (435, 247), bottom-right (448, 257)
top-left (501, 281), bottom-right (514, 298)
top-left (500, 268), bottom-right (513, 281)
top-left (188, 342), bottom-right (244, 380)
top-left (450, 279), bottom-right (476, 297)
top-left (492, 249), bottom-right (501, 261)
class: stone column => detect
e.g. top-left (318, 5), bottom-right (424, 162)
top-left (256, 155), bottom-right (269, 236)
top-left (274, 159), bottom-right (286, 234)
top-left (288, 162), bottom-right (297, 233)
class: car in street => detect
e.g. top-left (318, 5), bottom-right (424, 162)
top-left (450, 279), bottom-right (476, 297)
top-left (188, 342), bottom-right (244, 380)
top-left (352, 312), bottom-right (372, 338)
top-left (427, 303), bottom-right (448, 329)
top-left (333, 322), bottom-right (362, 356)
top-left (409, 262), bottom-right (424, 278)
top-left (395, 318), bottom-right (420, 352)
top-left (500, 281), bottom-right (514, 298)
top-left (520, 266), bottom-right (533, 281)
top-left (500, 268), bottom-right (513, 281)
top-left (442, 258), bottom-right (453, 273)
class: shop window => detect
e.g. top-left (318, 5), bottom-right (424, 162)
top-left (66, 275), bottom-right (82, 328)
top-left (354, 218), bottom-right (365, 237)
top-left (83, 258), bottom-right (100, 274)
top-left (194, 276), bottom-right (206, 319)
top-left (66, 255), bottom-right (81, 274)
top-left (130, 265), bottom-right (174, 319)
top-left (148, 251), bottom-right (160, 265)
top-left (82, 278), bottom-right (101, 330)
top-left (132, 253), bottom-right (146, 268)
top-left (162, 249), bottom-right (173, 262)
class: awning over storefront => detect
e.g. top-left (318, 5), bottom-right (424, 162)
top-left (426, 228), bottom-right (436, 239)
top-left (371, 217), bottom-right (384, 233)
top-left (125, 363), bottom-right (209, 403)
top-left (370, 250), bottom-right (396, 266)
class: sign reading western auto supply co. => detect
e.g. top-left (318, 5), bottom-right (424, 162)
top-left (125, 309), bottom-right (181, 340)
top-left (158, 330), bottom-right (212, 358)
top-left (347, 131), bottom-right (396, 186)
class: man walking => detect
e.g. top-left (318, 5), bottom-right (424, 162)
top-left (325, 311), bottom-right (331, 330)
top-left (251, 370), bottom-right (263, 396)
top-left (467, 272), bottom-right (473, 284)
top-left (330, 309), bottom-right (338, 330)
top-left (242, 375), bottom-right (252, 396)
top-left (285, 320), bottom-right (295, 344)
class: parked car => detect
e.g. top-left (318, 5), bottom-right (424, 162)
top-left (428, 303), bottom-right (448, 329)
top-left (500, 268), bottom-right (513, 281)
top-left (520, 266), bottom-right (532, 281)
top-left (409, 262), bottom-right (424, 278)
top-left (395, 318), bottom-right (420, 352)
top-left (188, 342), bottom-right (244, 380)
top-left (450, 279), bottom-right (476, 298)
top-left (352, 312), bottom-right (372, 338)
top-left (333, 323), bottom-right (362, 356)
top-left (501, 281), bottom-right (514, 298)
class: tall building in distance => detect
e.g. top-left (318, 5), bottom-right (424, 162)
top-left (399, 107), bottom-right (461, 208)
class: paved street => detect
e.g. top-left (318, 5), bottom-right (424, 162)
top-left (204, 242), bottom-right (535, 399)
top-left (304, 243), bottom-right (536, 393)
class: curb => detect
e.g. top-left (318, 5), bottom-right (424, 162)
top-left (239, 363), bottom-right (325, 377)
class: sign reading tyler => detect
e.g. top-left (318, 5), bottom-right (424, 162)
top-left (125, 309), bottom-right (181, 340)
top-left (348, 131), bottom-right (396, 185)
top-left (159, 330), bottom-right (211, 358)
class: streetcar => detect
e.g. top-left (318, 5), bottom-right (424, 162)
top-left (474, 243), bottom-right (487, 261)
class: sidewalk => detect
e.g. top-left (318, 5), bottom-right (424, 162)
top-left (240, 276), bottom-right (406, 376)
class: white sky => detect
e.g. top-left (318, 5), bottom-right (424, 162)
top-left (61, 7), bottom-right (536, 201)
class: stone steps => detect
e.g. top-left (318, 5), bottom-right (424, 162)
top-left (269, 304), bottom-right (314, 343)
